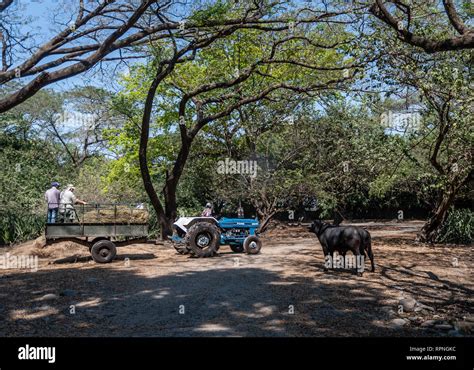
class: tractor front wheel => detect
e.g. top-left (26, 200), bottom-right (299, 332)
top-left (243, 235), bottom-right (262, 254)
top-left (186, 222), bottom-right (221, 257)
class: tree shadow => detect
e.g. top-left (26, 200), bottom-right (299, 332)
top-left (1, 227), bottom-right (471, 337)
top-left (52, 253), bottom-right (156, 264)
top-left (0, 261), bottom-right (442, 338)
top-left (378, 263), bottom-right (473, 310)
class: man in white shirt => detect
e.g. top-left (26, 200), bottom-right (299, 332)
top-left (59, 184), bottom-right (87, 222)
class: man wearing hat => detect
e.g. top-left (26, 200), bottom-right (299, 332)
top-left (59, 184), bottom-right (87, 223)
top-left (45, 182), bottom-right (61, 223)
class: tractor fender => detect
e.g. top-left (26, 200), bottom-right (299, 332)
top-left (173, 217), bottom-right (219, 234)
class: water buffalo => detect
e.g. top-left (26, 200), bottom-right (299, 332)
top-left (309, 220), bottom-right (375, 275)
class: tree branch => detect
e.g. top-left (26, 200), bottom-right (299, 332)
top-left (370, 0), bottom-right (474, 53)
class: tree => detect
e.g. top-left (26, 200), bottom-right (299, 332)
top-left (208, 95), bottom-right (313, 231)
top-left (50, 86), bottom-right (121, 166)
top-left (1, 85), bottom-right (120, 166)
top-left (372, 29), bottom-right (473, 241)
top-left (111, 4), bottom-right (365, 237)
top-left (416, 74), bottom-right (473, 241)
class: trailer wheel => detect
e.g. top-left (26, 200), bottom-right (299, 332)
top-left (91, 240), bottom-right (117, 263)
top-left (89, 237), bottom-right (109, 252)
top-left (230, 244), bottom-right (244, 253)
top-left (243, 235), bottom-right (262, 254)
top-left (186, 222), bottom-right (220, 257)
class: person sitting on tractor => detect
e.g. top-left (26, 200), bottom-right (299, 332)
top-left (201, 202), bottom-right (213, 217)
top-left (237, 204), bottom-right (244, 218)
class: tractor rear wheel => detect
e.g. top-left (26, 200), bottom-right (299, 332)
top-left (90, 240), bottom-right (117, 263)
top-left (186, 222), bottom-right (220, 257)
top-left (243, 235), bottom-right (262, 254)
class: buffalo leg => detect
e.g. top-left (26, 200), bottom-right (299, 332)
top-left (353, 248), bottom-right (364, 277)
top-left (322, 244), bottom-right (330, 272)
top-left (366, 240), bottom-right (375, 272)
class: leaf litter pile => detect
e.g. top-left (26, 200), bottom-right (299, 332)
top-left (81, 205), bottom-right (148, 223)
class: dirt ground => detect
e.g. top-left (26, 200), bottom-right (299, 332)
top-left (0, 220), bottom-right (472, 337)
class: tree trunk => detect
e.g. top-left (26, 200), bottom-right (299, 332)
top-left (160, 137), bottom-right (193, 238)
top-left (257, 211), bottom-right (276, 233)
top-left (418, 162), bottom-right (472, 242)
top-left (158, 216), bottom-right (174, 240)
top-left (139, 64), bottom-right (176, 240)
top-left (418, 188), bottom-right (457, 242)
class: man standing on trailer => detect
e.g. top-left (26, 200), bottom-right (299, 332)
top-left (44, 181), bottom-right (61, 223)
top-left (59, 184), bottom-right (87, 222)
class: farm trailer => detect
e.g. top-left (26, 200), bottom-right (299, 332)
top-left (45, 204), bottom-right (149, 263)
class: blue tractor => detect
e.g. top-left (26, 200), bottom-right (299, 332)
top-left (171, 217), bottom-right (262, 257)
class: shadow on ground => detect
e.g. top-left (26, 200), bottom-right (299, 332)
top-left (0, 261), bottom-right (460, 337)
top-left (1, 221), bottom-right (471, 337)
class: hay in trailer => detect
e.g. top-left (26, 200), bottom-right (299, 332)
top-left (82, 206), bottom-right (149, 224)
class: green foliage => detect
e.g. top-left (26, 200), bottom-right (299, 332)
top-left (0, 137), bottom-right (72, 209)
top-left (0, 208), bottom-right (44, 245)
top-left (145, 204), bottom-right (159, 239)
top-left (189, 0), bottom-right (232, 24)
top-left (436, 209), bottom-right (474, 245)
top-left (0, 136), bottom-right (71, 244)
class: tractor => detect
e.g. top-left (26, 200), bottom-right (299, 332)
top-left (170, 217), bottom-right (262, 257)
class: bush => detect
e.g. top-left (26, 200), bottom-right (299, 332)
top-left (436, 208), bottom-right (474, 245)
top-left (146, 205), bottom-right (159, 239)
top-left (0, 208), bottom-right (45, 245)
